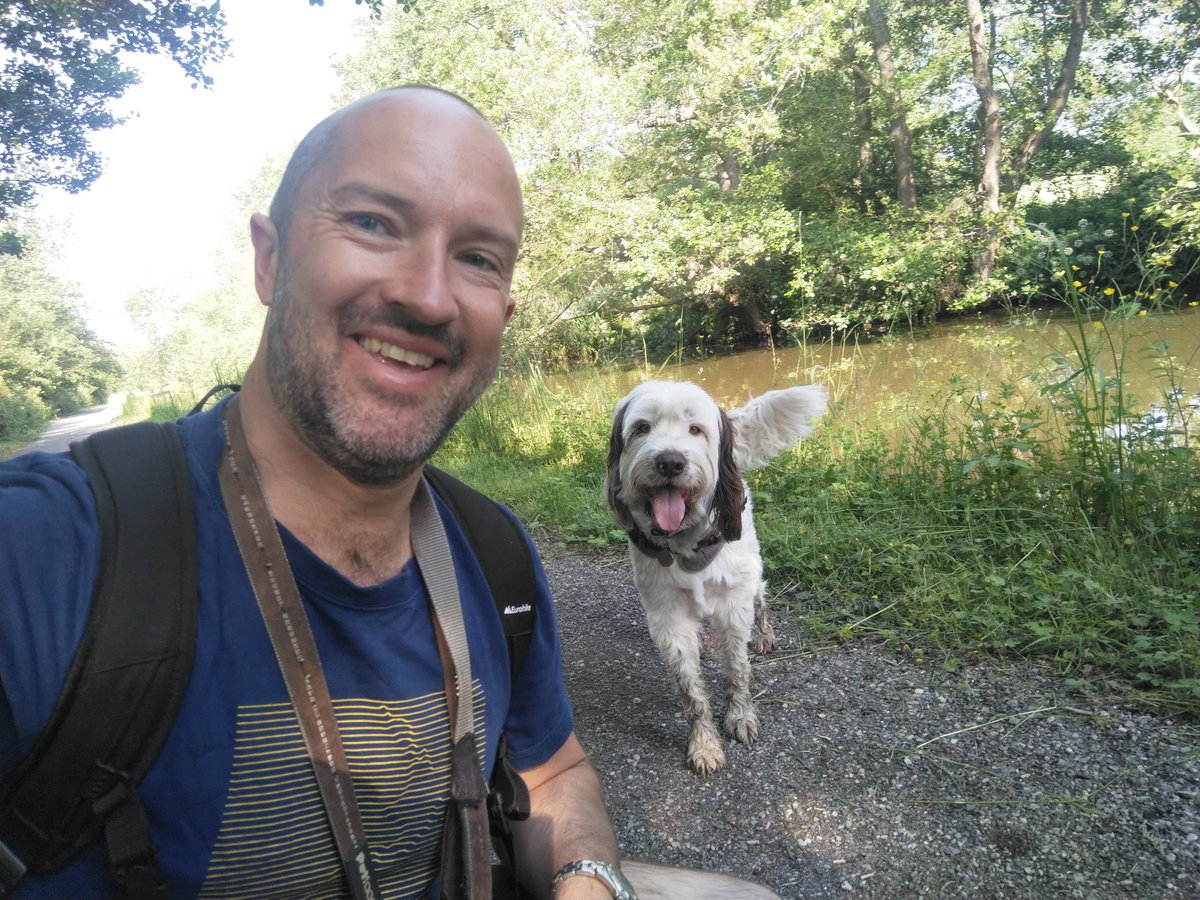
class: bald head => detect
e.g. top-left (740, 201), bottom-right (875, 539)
top-left (245, 84), bottom-right (525, 485)
top-left (268, 85), bottom-right (522, 246)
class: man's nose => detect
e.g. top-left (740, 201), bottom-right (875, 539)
top-left (381, 241), bottom-right (457, 323)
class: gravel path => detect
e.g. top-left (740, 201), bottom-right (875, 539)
top-left (543, 546), bottom-right (1200, 899)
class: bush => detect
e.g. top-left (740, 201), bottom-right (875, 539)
top-left (784, 204), bottom-right (973, 333)
top-left (1011, 172), bottom-right (1200, 307)
top-left (0, 383), bottom-right (50, 441)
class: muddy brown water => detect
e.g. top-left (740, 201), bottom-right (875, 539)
top-left (547, 305), bottom-right (1200, 430)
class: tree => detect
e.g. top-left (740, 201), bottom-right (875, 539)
top-left (0, 1), bottom-right (229, 222)
top-left (866, 0), bottom-right (917, 210)
top-left (0, 237), bottom-right (121, 435)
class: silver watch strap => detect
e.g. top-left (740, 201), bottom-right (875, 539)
top-left (552, 859), bottom-right (637, 899)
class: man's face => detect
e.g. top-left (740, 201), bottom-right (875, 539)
top-left (254, 92), bottom-right (523, 484)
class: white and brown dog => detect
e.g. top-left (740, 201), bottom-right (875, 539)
top-left (605, 380), bottom-right (827, 774)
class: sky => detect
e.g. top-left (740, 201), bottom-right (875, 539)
top-left (34, 0), bottom-right (374, 347)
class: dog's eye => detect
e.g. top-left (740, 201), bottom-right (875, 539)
top-left (632, 421), bottom-right (651, 436)
top-left (689, 424), bottom-right (704, 436)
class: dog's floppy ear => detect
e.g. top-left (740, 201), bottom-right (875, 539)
top-left (713, 409), bottom-right (744, 542)
top-left (604, 399), bottom-right (636, 531)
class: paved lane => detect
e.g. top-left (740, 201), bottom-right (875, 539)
top-left (13, 396), bottom-right (125, 456)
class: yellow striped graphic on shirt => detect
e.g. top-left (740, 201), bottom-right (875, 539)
top-left (198, 681), bottom-right (485, 899)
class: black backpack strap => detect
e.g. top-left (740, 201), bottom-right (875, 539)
top-left (422, 466), bottom-right (536, 889)
top-left (0, 421), bottom-right (197, 898)
top-left (423, 466), bottom-right (535, 681)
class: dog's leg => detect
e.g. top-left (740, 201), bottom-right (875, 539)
top-left (712, 597), bottom-right (759, 746)
top-left (645, 601), bottom-right (725, 775)
top-left (750, 584), bottom-right (779, 655)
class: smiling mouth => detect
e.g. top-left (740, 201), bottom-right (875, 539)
top-left (357, 336), bottom-right (436, 369)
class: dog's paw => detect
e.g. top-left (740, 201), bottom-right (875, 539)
top-left (749, 627), bottom-right (779, 655)
top-left (725, 705), bottom-right (759, 745)
top-left (751, 603), bottom-right (780, 654)
top-left (687, 723), bottom-right (726, 775)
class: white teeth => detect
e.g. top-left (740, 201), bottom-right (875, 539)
top-left (358, 337), bottom-right (435, 369)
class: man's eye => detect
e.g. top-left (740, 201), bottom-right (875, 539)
top-left (462, 252), bottom-right (500, 273)
top-left (347, 213), bottom-right (386, 233)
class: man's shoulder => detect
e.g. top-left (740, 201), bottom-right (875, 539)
top-left (1, 449), bottom-right (94, 528)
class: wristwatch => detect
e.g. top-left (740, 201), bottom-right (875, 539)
top-left (551, 859), bottom-right (638, 899)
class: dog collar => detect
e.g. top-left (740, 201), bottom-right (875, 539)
top-left (627, 524), bottom-right (726, 573)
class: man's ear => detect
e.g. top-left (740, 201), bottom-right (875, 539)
top-left (249, 213), bottom-right (279, 306)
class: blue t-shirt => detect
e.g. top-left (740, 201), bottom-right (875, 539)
top-left (0, 400), bottom-right (574, 898)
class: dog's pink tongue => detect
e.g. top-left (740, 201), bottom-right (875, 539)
top-left (652, 488), bottom-right (686, 532)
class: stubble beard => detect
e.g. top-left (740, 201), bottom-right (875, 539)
top-left (264, 270), bottom-right (500, 486)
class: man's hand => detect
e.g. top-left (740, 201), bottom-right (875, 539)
top-left (509, 733), bottom-right (622, 900)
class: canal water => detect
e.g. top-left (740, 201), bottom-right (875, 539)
top-left (548, 305), bottom-right (1200, 433)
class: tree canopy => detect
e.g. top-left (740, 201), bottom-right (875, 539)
top-left (5, 0), bottom-right (1197, 415)
top-left (325, 0), bottom-right (1198, 366)
top-left (0, 0), bottom-right (229, 221)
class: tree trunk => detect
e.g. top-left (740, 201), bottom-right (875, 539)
top-left (845, 43), bottom-right (876, 212)
top-left (718, 153), bottom-right (741, 192)
top-left (867, 0), bottom-right (917, 209)
top-left (1159, 81), bottom-right (1200, 137)
top-left (965, 0), bottom-right (1001, 217)
top-left (965, 0), bottom-right (1003, 281)
top-left (1006, 0), bottom-right (1088, 193)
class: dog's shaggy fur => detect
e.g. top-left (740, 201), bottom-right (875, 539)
top-left (605, 380), bottom-right (827, 774)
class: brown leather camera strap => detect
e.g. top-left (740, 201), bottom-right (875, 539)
top-left (218, 396), bottom-right (379, 900)
top-left (218, 396), bottom-right (492, 900)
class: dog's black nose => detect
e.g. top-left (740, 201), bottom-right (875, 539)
top-left (655, 450), bottom-right (686, 478)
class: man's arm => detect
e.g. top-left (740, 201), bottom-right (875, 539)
top-left (511, 732), bottom-right (623, 900)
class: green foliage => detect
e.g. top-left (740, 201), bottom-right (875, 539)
top-left (785, 203), bottom-right (974, 331)
top-left (0, 382), bottom-right (50, 445)
top-left (0, 234), bottom-right (121, 438)
top-left (1009, 167), bottom-right (1200, 306)
top-left (321, 0), bottom-right (1197, 371)
top-left (0, 0), bottom-right (229, 219)
top-left (119, 251), bottom-right (263, 400)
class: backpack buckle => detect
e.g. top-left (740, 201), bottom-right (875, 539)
top-left (0, 839), bottom-right (28, 897)
top-left (92, 777), bottom-right (169, 898)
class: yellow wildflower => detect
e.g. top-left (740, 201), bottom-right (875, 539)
top-left (1093, 322), bottom-right (1104, 330)
top-left (1121, 212), bottom-right (1131, 218)
top-left (1138, 309), bottom-right (1148, 317)
top-left (1071, 265), bottom-right (1080, 271)
top-left (1131, 225), bottom-right (1139, 232)
top-left (1189, 301), bottom-right (1198, 308)
top-left (1104, 287), bottom-right (1115, 296)
top-left (1169, 280), bottom-right (1179, 288)
top-left (1073, 280), bottom-right (1082, 288)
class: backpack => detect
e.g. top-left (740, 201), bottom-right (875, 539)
top-left (0, 415), bottom-right (536, 898)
